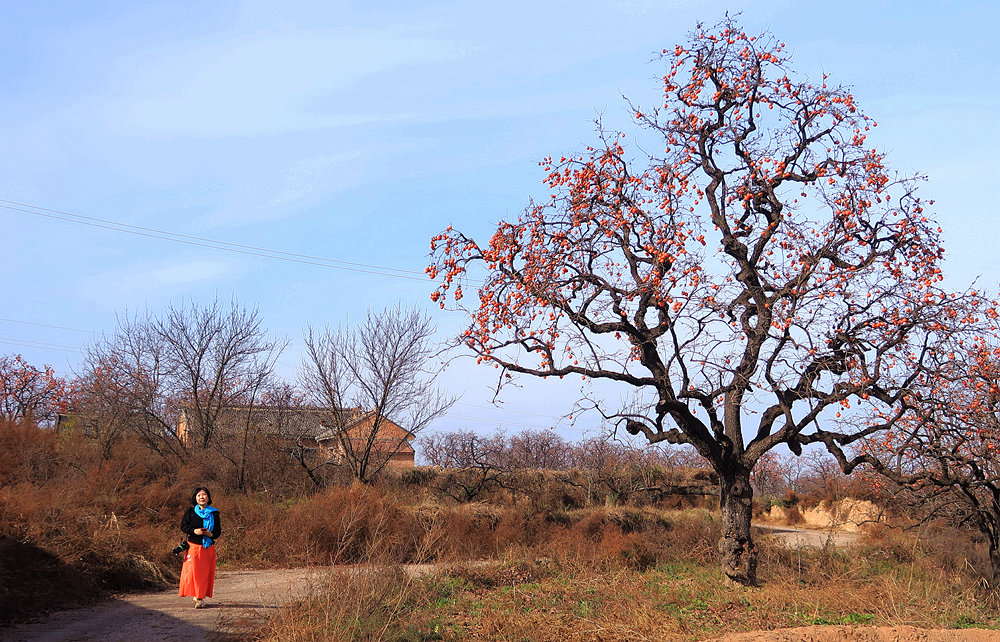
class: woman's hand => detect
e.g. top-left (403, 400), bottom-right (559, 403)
top-left (194, 528), bottom-right (204, 535)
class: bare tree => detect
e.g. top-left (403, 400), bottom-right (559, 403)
top-left (420, 429), bottom-right (513, 502)
top-left (157, 299), bottom-right (286, 451)
top-left (82, 313), bottom-right (184, 459)
top-left (82, 299), bottom-right (286, 469)
top-left (300, 306), bottom-right (455, 483)
top-left (508, 429), bottom-right (572, 470)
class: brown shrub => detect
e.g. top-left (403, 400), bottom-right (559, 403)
top-left (288, 483), bottom-right (413, 564)
top-left (0, 419), bottom-right (62, 485)
top-left (784, 504), bottom-right (804, 526)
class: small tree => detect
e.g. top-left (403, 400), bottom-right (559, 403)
top-left (420, 429), bottom-right (512, 502)
top-left (300, 306), bottom-right (455, 483)
top-left (0, 354), bottom-right (68, 426)
top-left (508, 429), bottom-right (572, 470)
top-left (429, 18), bottom-right (965, 585)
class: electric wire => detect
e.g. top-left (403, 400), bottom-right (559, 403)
top-left (0, 318), bottom-right (97, 334)
top-left (0, 337), bottom-right (83, 353)
top-left (0, 199), bottom-right (431, 282)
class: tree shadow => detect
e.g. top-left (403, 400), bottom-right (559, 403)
top-left (0, 535), bottom-right (100, 626)
top-left (1, 598), bottom-right (218, 641)
top-left (0, 589), bottom-right (300, 640)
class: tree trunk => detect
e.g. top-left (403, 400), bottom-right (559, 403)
top-left (718, 465), bottom-right (757, 586)
top-left (989, 540), bottom-right (1000, 588)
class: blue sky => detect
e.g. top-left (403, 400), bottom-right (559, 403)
top-left (2, 0), bottom-right (998, 439)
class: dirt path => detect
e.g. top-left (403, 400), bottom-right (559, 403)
top-left (755, 523), bottom-right (861, 548)
top-left (2, 567), bottom-right (328, 641)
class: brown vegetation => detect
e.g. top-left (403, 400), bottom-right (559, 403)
top-left (255, 516), bottom-right (1000, 640)
top-left (0, 418), bottom-right (711, 625)
top-left (3, 417), bottom-right (1000, 639)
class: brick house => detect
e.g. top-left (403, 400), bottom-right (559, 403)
top-left (176, 405), bottom-right (415, 467)
top-left (315, 409), bottom-right (416, 468)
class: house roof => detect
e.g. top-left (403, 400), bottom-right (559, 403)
top-left (179, 406), bottom-right (415, 448)
top-left (180, 405), bottom-right (364, 439)
top-left (314, 411), bottom-right (416, 451)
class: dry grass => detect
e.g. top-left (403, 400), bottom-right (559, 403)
top-left (251, 509), bottom-right (1000, 640)
top-left (255, 536), bottom-right (1000, 641)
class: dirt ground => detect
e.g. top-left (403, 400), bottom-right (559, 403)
top-left (755, 523), bottom-right (860, 548)
top-left (1, 566), bottom-right (327, 641)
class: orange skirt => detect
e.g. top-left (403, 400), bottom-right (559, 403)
top-left (178, 542), bottom-right (217, 599)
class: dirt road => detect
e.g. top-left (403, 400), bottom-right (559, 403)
top-left (2, 567), bottom-right (327, 641)
top-left (755, 524), bottom-right (861, 548)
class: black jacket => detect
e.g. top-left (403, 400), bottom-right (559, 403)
top-left (180, 506), bottom-right (222, 546)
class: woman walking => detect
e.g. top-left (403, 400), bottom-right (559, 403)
top-left (178, 487), bottom-right (221, 608)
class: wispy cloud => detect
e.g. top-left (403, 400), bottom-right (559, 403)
top-left (264, 151), bottom-right (370, 211)
top-left (117, 33), bottom-right (461, 137)
top-left (194, 148), bottom-right (378, 228)
top-left (79, 259), bottom-right (237, 299)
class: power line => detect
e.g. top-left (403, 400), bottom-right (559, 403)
top-left (0, 337), bottom-right (83, 354)
top-left (0, 199), bottom-right (432, 282)
top-left (0, 318), bottom-right (97, 335)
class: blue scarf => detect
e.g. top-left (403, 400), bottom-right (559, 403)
top-left (193, 505), bottom-right (218, 548)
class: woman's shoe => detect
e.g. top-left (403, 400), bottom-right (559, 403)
top-left (194, 598), bottom-right (204, 609)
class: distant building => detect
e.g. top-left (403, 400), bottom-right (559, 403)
top-left (176, 405), bottom-right (415, 467)
top-left (317, 409), bottom-right (416, 468)
top-left (55, 412), bottom-right (98, 436)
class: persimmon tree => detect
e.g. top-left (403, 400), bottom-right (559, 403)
top-left (429, 18), bottom-right (971, 585)
top-left (0, 354), bottom-right (68, 426)
top-left (856, 333), bottom-right (1000, 586)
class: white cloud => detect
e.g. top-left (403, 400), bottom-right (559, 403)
top-left (264, 151), bottom-right (369, 211)
top-left (79, 259), bottom-right (238, 298)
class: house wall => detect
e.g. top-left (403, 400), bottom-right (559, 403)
top-left (177, 412), bottom-right (190, 447)
top-left (386, 451), bottom-right (415, 468)
top-left (174, 405), bottom-right (417, 468)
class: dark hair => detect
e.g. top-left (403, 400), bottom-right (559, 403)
top-left (190, 487), bottom-right (213, 506)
